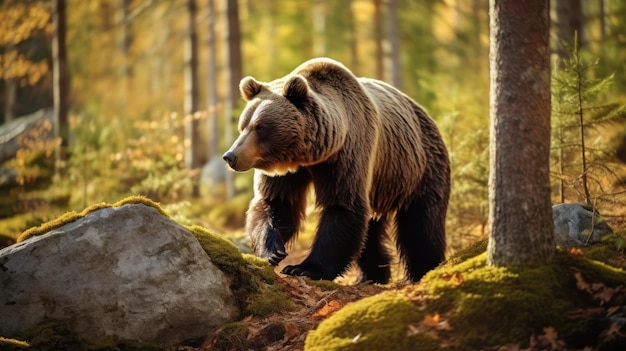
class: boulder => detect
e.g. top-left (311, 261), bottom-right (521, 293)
top-left (552, 203), bottom-right (613, 249)
top-left (0, 203), bottom-right (239, 346)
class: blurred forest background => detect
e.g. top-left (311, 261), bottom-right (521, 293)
top-left (1, 0), bottom-right (626, 255)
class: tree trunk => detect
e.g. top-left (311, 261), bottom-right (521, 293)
top-left (373, 0), bottom-right (384, 80)
top-left (348, 1), bottom-right (359, 73)
top-left (599, 0), bottom-right (608, 42)
top-left (52, 0), bottom-right (70, 161)
top-left (313, 1), bottom-right (326, 57)
top-left (575, 53), bottom-right (591, 205)
top-left (487, 0), bottom-right (554, 267)
top-left (207, 0), bottom-right (219, 158)
top-left (554, 0), bottom-right (583, 59)
top-left (386, 0), bottom-right (401, 89)
top-left (184, 0), bottom-right (201, 197)
top-left (223, 0), bottom-right (242, 199)
top-left (116, 0), bottom-right (132, 109)
top-left (226, 0), bottom-right (243, 107)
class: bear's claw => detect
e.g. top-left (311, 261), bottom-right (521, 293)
top-left (268, 250), bottom-right (287, 266)
top-left (281, 265), bottom-right (325, 280)
top-left (265, 227), bottom-right (287, 266)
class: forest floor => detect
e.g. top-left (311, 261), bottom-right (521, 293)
top-left (194, 276), bottom-right (388, 351)
top-left (2, 204), bottom-right (626, 351)
top-left (172, 224), bottom-right (626, 351)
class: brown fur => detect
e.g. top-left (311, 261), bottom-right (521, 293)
top-left (224, 58), bottom-right (450, 282)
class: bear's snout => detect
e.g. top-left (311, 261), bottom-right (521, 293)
top-left (223, 151), bottom-right (238, 168)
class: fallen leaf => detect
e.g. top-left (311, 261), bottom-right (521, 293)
top-left (603, 322), bottom-right (625, 340)
top-left (440, 271), bottom-right (464, 287)
top-left (312, 300), bottom-right (342, 319)
top-left (574, 271), bottom-right (592, 294)
top-left (569, 247), bottom-right (584, 258)
top-left (540, 326), bottom-right (565, 350)
top-left (593, 285), bottom-right (617, 305)
top-left (422, 313), bottom-right (441, 328)
top-left (450, 271), bottom-right (464, 287)
top-left (284, 322), bottom-right (299, 339)
top-left (607, 306), bottom-right (621, 316)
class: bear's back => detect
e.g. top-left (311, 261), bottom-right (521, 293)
top-left (360, 79), bottom-right (430, 213)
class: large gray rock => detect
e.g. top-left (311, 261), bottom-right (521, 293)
top-left (0, 203), bottom-right (239, 346)
top-left (553, 203), bottom-right (613, 249)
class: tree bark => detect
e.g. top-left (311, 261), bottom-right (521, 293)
top-left (116, 0), bottom-right (132, 109)
top-left (184, 0), bottom-right (201, 196)
top-left (52, 0), bottom-right (70, 161)
top-left (348, 1), bottom-right (359, 74)
top-left (223, 0), bottom-right (242, 199)
top-left (386, 0), bottom-right (401, 89)
top-left (487, 0), bottom-right (554, 267)
top-left (226, 0), bottom-right (243, 108)
top-left (554, 0), bottom-right (583, 59)
top-left (373, 0), bottom-right (384, 80)
top-left (207, 0), bottom-right (219, 158)
top-left (313, 0), bottom-right (326, 57)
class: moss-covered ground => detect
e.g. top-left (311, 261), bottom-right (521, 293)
top-left (3, 198), bottom-right (626, 351)
top-left (305, 241), bottom-right (626, 351)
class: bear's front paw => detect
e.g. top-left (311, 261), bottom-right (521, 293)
top-left (264, 227), bottom-right (287, 266)
top-left (281, 264), bottom-right (332, 281)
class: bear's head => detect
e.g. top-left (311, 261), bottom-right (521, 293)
top-left (223, 74), bottom-right (315, 176)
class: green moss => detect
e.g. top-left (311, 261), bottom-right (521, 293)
top-left (242, 253), bottom-right (277, 283)
top-left (446, 237), bottom-right (488, 265)
top-left (308, 247), bottom-right (626, 350)
top-left (188, 225), bottom-right (248, 277)
top-left (189, 225), bottom-right (294, 318)
top-left (187, 224), bottom-right (295, 317)
top-left (246, 285), bottom-right (296, 316)
top-left (185, 233), bottom-right (290, 317)
top-left (306, 294), bottom-right (438, 351)
top-left (17, 195), bottom-right (165, 242)
top-left (425, 254), bottom-right (577, 346)
top-left (583, 242), bottom-right (626, 269)
top-left (12, 320), bottom-right (161, 351)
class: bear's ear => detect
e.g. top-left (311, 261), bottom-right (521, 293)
top-left (240, 76), bottom-right (263, 101)
top-left (283, 75), bottom-right (309, 105)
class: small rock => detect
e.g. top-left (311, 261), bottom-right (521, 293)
top-left (552, 203), bottom-right (613, 249)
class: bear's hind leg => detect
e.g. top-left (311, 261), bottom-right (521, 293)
top-left (357, 217), bottom-right (391, 284)
top-left (395, 195), bottom-right (446, 282)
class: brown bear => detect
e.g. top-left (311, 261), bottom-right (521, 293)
top-left (223, 58), bottom-right (450, 283)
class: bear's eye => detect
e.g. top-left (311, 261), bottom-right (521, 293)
top-left (256, 124), bottom-right (268, 135)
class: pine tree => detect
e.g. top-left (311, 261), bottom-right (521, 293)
top-left (551, 37), bottom-right (626, 206)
